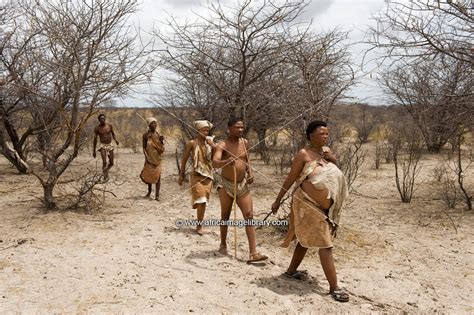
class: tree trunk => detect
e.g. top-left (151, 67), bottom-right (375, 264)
top-left (426, 142), bottom-right (442, 153)
top-left (37, 131), bottom-right (51, 168)
top-left (228, 106), bottom-right (237, 118)
top-left (456, 140), bottom-right (472, 210)
top-left (0, 116), bottom-right (29, 174)
top-left (256, 128), bottom-right (269, 164)
top-left (42, 182), bottom-right (56, 209)
top-left (1, 146), bottom-right (29, 174)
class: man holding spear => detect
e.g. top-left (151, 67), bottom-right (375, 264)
top-left (212, 117), bottom-right (268, 263)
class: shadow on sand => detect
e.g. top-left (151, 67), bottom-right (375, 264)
top-left (254, 273), bottom-right (326, 297)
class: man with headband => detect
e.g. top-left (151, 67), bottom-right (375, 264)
top-left (212, 117), bottom-right (268, 263)
top-left (93, 113), bottom-right (119, 181)
top-left (178, 120), bottom-right (216, 235)
top-left (140, 117), bottom-right (164, 201)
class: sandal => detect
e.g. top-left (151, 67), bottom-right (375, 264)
top-left (283, 271), bottom-right (305, 280)
top-left (247, 252), bottom-right (268, 263)
top-left (330, 288), bottom-right (349, 302)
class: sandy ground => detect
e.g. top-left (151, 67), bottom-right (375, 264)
top-left (0, 146), bottom-right (473, 313)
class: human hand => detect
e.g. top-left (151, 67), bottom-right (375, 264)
top-left (178, 175), bottom-right (184, 186)
top-left (322, 147), bottom-right (336, 163)
top-left (115, 140), bottom-right (119, 145)
top-left (144, 155), bottom-right (154, 166)
top-left (206, 139), bottom-right (215, 147)
top-left (93, 151), bottom-right (96, 158)
top-left (227, 157), bottom-right (236, 165)
top-left (247, 175), bottom-right (254, 184)
top-left (321, 146), bottom-right (328, 157)
top-left (206, 136), bottom-right (215, 147)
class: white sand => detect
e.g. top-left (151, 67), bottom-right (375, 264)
top-left (0, 148), bottom-right (472, 313)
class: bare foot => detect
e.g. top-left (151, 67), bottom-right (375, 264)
top-left (155, 196), bottom-right (160, 201)
top-left (103, 170), bottom-right (109, 181)
top-left (145, 193), bottom-right (151, 198)
top-left (196, 227), bottom-right (209, 235)
top-left (217, 245), bottom-right (227, 256)
top-left (101, 172), bottom-right (109, 182)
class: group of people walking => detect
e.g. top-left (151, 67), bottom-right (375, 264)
top-left (93, 114), bottom-right (350, 302)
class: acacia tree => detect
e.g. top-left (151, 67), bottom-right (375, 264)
top-left (156, 71), bottom-right (226, 138)
top-left (156, 0), bottom-right (355, 165)
top-left (156, 0), bottom-right (308, 125)
top-left (368, 0), bottom-right (473, 65)
top-left (389, 120), bottom-right (424, 203)
top-left (244, 62), bottom-right (290, 160)
top-left (368, 0), bottom-right (473, 153)
top-left (381, 56), bottom-right (472, 152)
top-left (448, 131), bottom-right (472, 210)
top-left (0, 2), bottom-right (36, 174)
top-left (282, 29), bottom-right (354, 151)
top-left (353, 104), bottom-right (376, 144)
top-left (2, 0), bottom-right (156, 209)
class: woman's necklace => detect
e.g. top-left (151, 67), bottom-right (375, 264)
top-left (308, 144), bottom-right (324, 156)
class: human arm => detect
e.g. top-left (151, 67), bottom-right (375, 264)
top-left (322, 146), bottom-right (337, 165)
top-left (244, 139), bottom-right (254, 184)
top-left (157, 133), bottom-right (165, 154)
top-left (207, 136), bottom-right (217, 158)
top-left (271, 150), bottom-right (306, 213)
top-left (206, 136), bottom-right (217, 149)
top-left (178, 141), bottom-right (193, 186)
top-left (142, 133), bottom-right (150, 163)
top-left (92, 127), bottom-right (98, 158)
top-left (212, 142), bottom-right (234, 168)
top-left (110, 124), bottom-right (119, 145)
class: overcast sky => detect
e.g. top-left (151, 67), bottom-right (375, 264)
top-left (121, 0), bottom-right (387, 107)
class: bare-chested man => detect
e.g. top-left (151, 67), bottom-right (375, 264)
top-left (93, 114), bottom-right (119, 180)
top-left (212, 118), bottom-right (268, 263)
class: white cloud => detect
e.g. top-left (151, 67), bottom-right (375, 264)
top-left (162, 0), bottom-right (202, 7)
